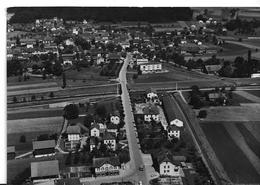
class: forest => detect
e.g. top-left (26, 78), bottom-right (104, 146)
top-left (7, 7), bottom-right (193, 23)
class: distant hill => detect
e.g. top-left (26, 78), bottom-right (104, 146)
top-left (7, 7), bottom-right (193, 23)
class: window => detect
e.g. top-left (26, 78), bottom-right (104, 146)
top-left (174, 167), bottom-right (179, 172)
top-left (164, 166), bottom-right (166, 168)
top-left (168, 165), bottom-right (170, 168)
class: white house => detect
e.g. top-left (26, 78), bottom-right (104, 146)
top-left (170, 119), bottom-right (184, 127)
top-left (140, 62), bottom-right (162, 73)
top-left (167, 125), bottom-right (181, 140)
top-left (90, 123), bottom-right (100, 137)
top-left (110, 115), bottom-right (120, 125)
top-left (65, 38), bottom-right (75, 46)
top-left (103, 132), bottom-right (116, 151)
top-left (143, 104), bottom-right (160, 122)
top-left (159, 154), bottom-right (186, 177)
top-left (93, 157), bottom-right (121, 176)
top-left (65, 125), bottom-right (81, 150)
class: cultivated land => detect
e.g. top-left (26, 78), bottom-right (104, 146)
top-left (200, 122), bottom-right (260, 184)
top-left (244, 90), bottom-right (260, 98)
top-left (7, 117), bottom-right (63, 155)
top-left (201, 106), bottom-right (260, 122)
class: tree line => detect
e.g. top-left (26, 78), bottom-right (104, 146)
top-left (8, 7), bottom-right (193, 24)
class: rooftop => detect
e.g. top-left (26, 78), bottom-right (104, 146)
top-left (32, 140), bottom-right (56, 150)
top-left (31, 160), bottom-right (59, 178)
top-left (93, 156), bottom-right (120, 168)
top-left (67, 125), bottom-right (81, 134)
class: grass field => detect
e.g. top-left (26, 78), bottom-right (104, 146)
top-left (7, 117), bottom-right (63, 154)
top-left (200, 122), bottom-right (260, 183)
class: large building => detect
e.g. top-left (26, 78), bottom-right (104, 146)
top-left (139, 62), bottom-right (162, 73)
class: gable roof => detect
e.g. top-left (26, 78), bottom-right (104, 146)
top-left (91, 123), bottom-right (100, 130)
top-left (31, 160), bottom-right (59, 178)
top-left (158, 153), bottom-right (186, 166)
top-left (168, 124), bottom-right (182, 131)
top-left (67, 125), bottom-right (81, 134)
top-left (93, 156), bottom-right (120, 168)
top-left (33, 140), bottom-right (56, 150)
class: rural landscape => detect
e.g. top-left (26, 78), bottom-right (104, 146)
top-left (6, 7), bottom-right (260, 185)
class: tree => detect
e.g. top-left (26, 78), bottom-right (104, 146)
top-left (63, 104), bottom-right (79, 120)
top-left (62, 72), bottom-right (66, 89)
top-left (20, 135), bottom-right (26, 143)
top-left (31, 95), bottom-right (36, 101)
top-left (84, 114), bottom-right (94, 128)
top-left (198, 110), bottom-right (207, 118)
top-left (49, 92), bottom-right (54, 98)
top-left (52, 61), bottom-right (63, 76)
top-left (95, 105), bottom-right (107, 118)
top-left (13, 96), bottom-right (18, 103)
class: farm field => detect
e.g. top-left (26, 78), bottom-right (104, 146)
top-left (7, 117), bottom-right (63, 155)
top-left (245, 90), bottom-right (260, 98)
top-left (200, 122), bottom-right (260, 184)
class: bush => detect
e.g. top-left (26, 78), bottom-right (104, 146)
top-left (63, 104), bottom-right (79, 120)
top-left (49, 92), bottom-right (54, 98)
top-left (198, 110), bottom-right (207, 118)
top-left (13, 96), bottom-right (18, 103)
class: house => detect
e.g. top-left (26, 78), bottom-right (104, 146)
top-left (20, 38), bottom-right (36, 48)
top-left (146, 88), bottom-right (158, 99)
top-left (62, 53), bottom-right (75, 65)
top-left (65, 125), bottom-right (81, 150)
top-left (60, 166), bottom-right (92, 179)
top-left (106, 122), bottom-right (118, 136)
top-left (30, 160), bottom-right (60, 183)
top-left (32, 140), bottom-right (56, 158)
top-left (136, 58), bottom-right (149, 65)
top-left (110, 115), bottom-right (120, 125)
top-left (7, 146), bottom-right (16, 160)
top-left (139, 62), bottom-right (162, 74)
top-left (167, 124), bottom-right (182, 140)
top-left (65, 38), bottom-right (75, 46)
top-left (142, 104), bottom-right (160, 122)
top-left (90, 123), bottom-right (100, 137)
top-left (93, 156), bottom-right (121, 176)
top-left (158, 153), bottom-right (186, 177)
top-left (103, 132), bottom-right (116, 151)
top-left (107, 53), bottom-right (121, 63)
top-left (169, 119), bottom-right (184, 127)
top-left (205, 65), bottom-right (222, 75)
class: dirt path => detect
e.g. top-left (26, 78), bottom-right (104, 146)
top-left (234, 91), bottom-right (260, 103)
top-left (224, 123), bottom-right (260, 175)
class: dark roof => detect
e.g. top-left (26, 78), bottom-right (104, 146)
top-left (93, 156), bottom-right (120, 168)
top-left (31, 160), bottom-right (59, 178)
top-left (103, 132), bottom-right (116, 140)
top-left (67, 125), bottom-right (81, 134)
top-left (7, 146), bottom-right (15, 153)
top-left (158, 153), bottom-right (186, 166)
top-left (168, 124), bottom-right (182, 131)
top-left (32, 140), bottom-right (56, 150)
top-left (91, 123), bottom-right (100, 130)
top-left (56, 178), bottom-right (81, 185)
top-left (162, 94), bottom-right (179, 123)
top-left (33, 148), bottom-right (55, 156)
top-left (90, 137), bottom-right (97, 145)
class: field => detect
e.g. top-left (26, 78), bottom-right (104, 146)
top-left (131, 63), bottom-right (217, 84)
top-left (245, 90), bottom-right (260, 98)
top-left (218, 43), bottom-right (249, 56)
top-left (200, 122), bottom-right (260, 184)
top-left (7, 117), bottom-right (63, 155)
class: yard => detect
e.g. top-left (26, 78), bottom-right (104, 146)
top-left (200, 122), bottom-right (260, 184)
